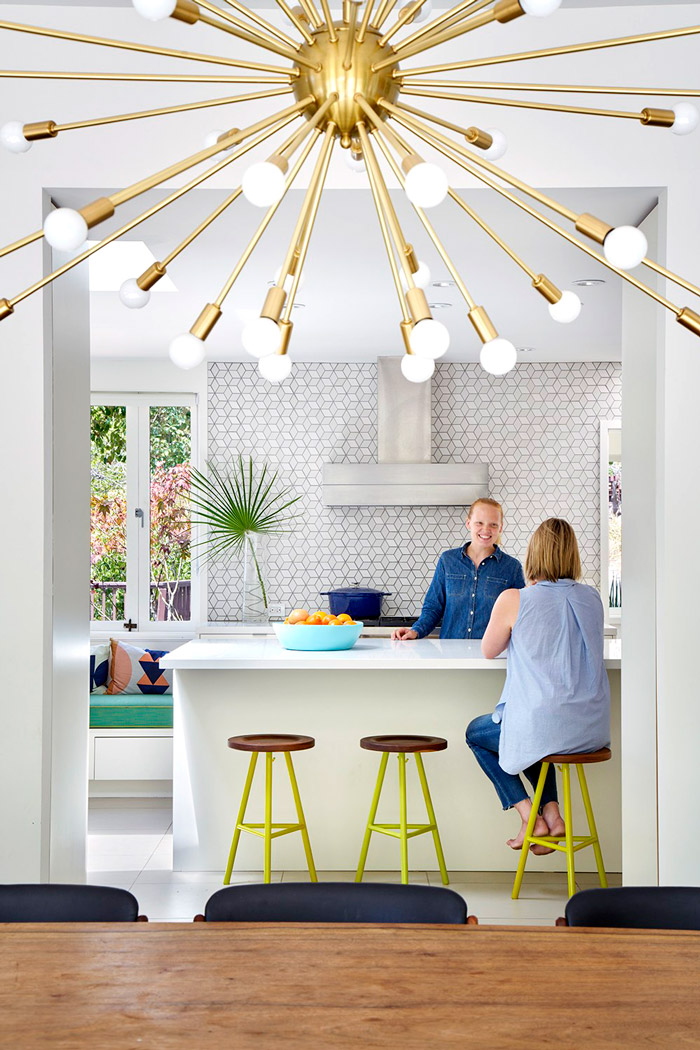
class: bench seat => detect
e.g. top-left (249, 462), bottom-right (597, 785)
top-left (90, 693), bottom-right (173, 730)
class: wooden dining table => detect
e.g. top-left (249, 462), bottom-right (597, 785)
top-left (1, 922), bottom-right (698, 1049)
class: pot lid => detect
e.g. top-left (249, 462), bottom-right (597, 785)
top-left (320, 583), bottom-right (392, 597)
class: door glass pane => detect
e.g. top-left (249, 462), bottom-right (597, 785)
top-left (90, 405), bottom-right (127, 622)
top-left (149, 406), bottom-right (191, 622)
top-left (608, 457), bottom-right (622, 609)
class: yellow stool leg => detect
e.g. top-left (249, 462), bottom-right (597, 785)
top-left (398, 753), bottom-right (409, 885)
top-left (284, 752), bottom-right (318, 883)
top-left (414, 753), bottom-right (449, 886)
top-left (562, 763), bottom-right (576, 898)
top-left (576, 764), bottom-right (608, 889)
top-left (356, 751), bottom-right (389, 882)
top-left (224, 751), bottom-right (258, 885)
top-left (263, 752), bottom-right (273, 884)
top-left (512, 761), bottom-right (549, 900)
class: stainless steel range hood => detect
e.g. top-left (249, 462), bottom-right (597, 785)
top-left (322, 358), bottom-right (489, 507)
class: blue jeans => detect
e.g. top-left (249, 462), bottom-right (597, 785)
top-left (465, 713), bottom-right (558, 811)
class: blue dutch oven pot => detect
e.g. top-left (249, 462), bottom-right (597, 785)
top-left (319, 584), bottom-right (392, 620)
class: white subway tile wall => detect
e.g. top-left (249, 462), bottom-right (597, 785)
top-left (207, 361), bottom-right (621, 621)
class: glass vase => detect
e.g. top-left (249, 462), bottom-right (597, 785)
top-left (242, 532), bottom-right (268, 623)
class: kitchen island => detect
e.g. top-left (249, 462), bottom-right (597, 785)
top-left (161, 638), bottom-right (621, 873)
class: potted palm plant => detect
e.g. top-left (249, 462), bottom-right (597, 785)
top-left (188, 456), bottom-right (301, 623)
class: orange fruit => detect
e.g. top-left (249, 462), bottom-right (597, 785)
top-left (288, 608), bottom-right (310, 624)
top-left (336, 613), bottom-right (352, 623)
top-left (308, 614), bottom-right (323, 625)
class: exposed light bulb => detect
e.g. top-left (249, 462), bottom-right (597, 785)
top-left (0, 121), bottom-right (31, 154)
top-left (401, 355), bottom-right (435, 383)
top-left (480, 337), bottom-right (517, 375)
top-left (480, 128), bottom-right (508, 161)
top-left (520, 0), bottom-right (562, 15)
top-left (242, 316), bottom-right (281, 358)
top-left (204, 128), bottom-right (225, 148)
top-left (548, 289), bottom-right (582, 324)
top-left (603, 226), bottom-right (648, 270)
top-left (259, 354), bottom-right (292, 382)
top-left (672, 102), bottom-right (700, 136)
top-left (242, 162), bottom-right (286, 207)
top-left (344, 151), bottom-right (366, 174)
top-left (131, 0), bottom-right (176, 20)
top-left (409, 318), bottom-right (450, 359)
top-left (43, 208), bottom-right (88, 252)
top-left (119, 278), bottom-right (151, 310)
top-left (400, 260), bottom-right (431, 291)
top-left (404, 162), bottom-right (448, 208)
top-left (168, 333), bottom-right (206, 370)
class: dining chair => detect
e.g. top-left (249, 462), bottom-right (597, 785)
top-left (196, 881), bottom-right (475, 924)
top-left (0, 884), bottom-right (147, 922)
top-left (558, 886), bottom-right (700, 930)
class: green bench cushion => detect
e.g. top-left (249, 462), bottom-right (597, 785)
top-left (90, 693), bottom-right (173, 729)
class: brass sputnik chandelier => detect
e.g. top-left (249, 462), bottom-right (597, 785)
top-left (1, 0), bottom-right (700, 382)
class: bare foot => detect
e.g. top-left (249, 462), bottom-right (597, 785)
top-left (530, 803), bottom-right (566, 855)
top-left (507, 814), bottom-right (549, 851)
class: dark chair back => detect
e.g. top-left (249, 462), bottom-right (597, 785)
top-left (201, 882), bottom-right (468, 924)
top-left (565, 887), bottom-right (700, 930)
top-left (0, 884), bottom-right (142, 922)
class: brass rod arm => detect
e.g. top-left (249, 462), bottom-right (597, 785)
top-left (0, 18), bottom-right (294, 75)
top-left (379, 0), bottom-right (426, 46)
top-left (216, 0), bottom-right (302, 49)
top-left (385, 109), bottom-right (680, 315)
top-left (357, 0), bottom-right (376, 43)
top-left (282, 125), bottom-right (337, 321)
top-left (212, 132), bottom-right (320, 305)
top-left (399, 85), bottom-right (644, 121)
top-left (391, 0), bottom-right (491, 56)
top-left (396, 22), bottom-right (700, 78)
top-left (0, 70), bottom-right (293, 83)
top-left (52, 87), bottom-right (293, 135)
top-left (275, 125), bottom-right (335, 293)
top-left (372, 0), bottom-right (400, 31)
top-left (354, 93), bottom-right (412, 160)
top-left (197, 8), bottom-right (319, 68)
top-left (373, 129), bottom-right (478, 310)
top-left (343, 2), bottom-right (361, 69)
top-left (0, 230), bottom-right (43, 260)
top-left (374, 6), bottom-right (496, 70)
top-left (356, 123), bottom-right (415, 290)
top-left (6, 111), bottom-right (302, 309)
top-left (318, 0), bottom-right (339, 42)
top-left (446, 189), bottom-right (537, 280)
top-left (297, 0), bottom-right (324, 29)
top-left (381, 99), bottom-right (578, 222)
top-left (270, 0), bottom-right (316, 44)
top-left (356, 122), bottom-right (411, 322)
top-left (643, 259), bottom-right (700, 303)
top-left (162, 189), bottom-right (243, 267)
top-left (277, 92), bottom-right (337, 158)
top-left (398, 78), bottom-right (700, 98)
top-left (108, 97), bottom-right (313, 209)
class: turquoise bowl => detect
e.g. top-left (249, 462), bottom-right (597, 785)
top-left (273, 622), bottom-right (363, 652)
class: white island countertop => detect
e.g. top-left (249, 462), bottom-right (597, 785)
top-left (161, 636), bottom-right (621, 671)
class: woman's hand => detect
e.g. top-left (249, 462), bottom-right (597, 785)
top-left (392, 628), bottom-right (418, 641)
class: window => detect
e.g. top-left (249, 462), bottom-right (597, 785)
top-left (90, 394), bottom-right (197, 631)
top-left (600, 420), bottom-right (622, 622)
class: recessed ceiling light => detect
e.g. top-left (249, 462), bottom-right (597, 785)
top-left (573, 278), bottom-right (606, 287)
top-left (517, 346), bottom-right (536, 353)
top-left (292, 303), bottom-right (305, 310)
top-left (428, 302), bottom-right (452, 309)
top-left (432, 280), bottom-right (456, 288)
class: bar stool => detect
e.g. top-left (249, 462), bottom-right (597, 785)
top-left (512, 747), bottom-right (611, 900)
top-left (224, 733), bottom-right (317, 885)
top-left (355, 735), bottom-right (449, 886)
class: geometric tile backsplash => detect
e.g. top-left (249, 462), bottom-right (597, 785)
top-left (207, 360), bottom-right (621, 621)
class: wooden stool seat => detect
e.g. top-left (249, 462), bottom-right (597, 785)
top-left (227, 733), bottom-right (315, 753)
top-left (542, 748), bottom-right (611, 765)
top-left (360, 735), bottom-right (447, 754)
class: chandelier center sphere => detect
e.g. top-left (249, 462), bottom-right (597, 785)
top-left (292, 25), bottom-right (400, 144)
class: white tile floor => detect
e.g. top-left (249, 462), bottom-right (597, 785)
top-left (87, 798), bottom-right (621, 923)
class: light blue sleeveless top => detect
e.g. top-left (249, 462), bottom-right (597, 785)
top-left (493, 580), bottom-right (611, 776)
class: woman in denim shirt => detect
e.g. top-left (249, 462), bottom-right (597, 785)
top-left (392, 498), bottom-right (525, 641)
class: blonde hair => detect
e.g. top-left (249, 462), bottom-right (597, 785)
top-left (525, 518), bottom-right (581, 583)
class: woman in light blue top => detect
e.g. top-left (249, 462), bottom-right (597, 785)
top-left (466, 518), bottom-right (610, 854)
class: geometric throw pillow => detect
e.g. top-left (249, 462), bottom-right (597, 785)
top-left (90, 642), bottom-right (110, 694)
top-left (107, 638), bottom-right (172, 695)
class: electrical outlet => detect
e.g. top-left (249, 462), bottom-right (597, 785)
top-left (267, 601), bottom-right (285, 621)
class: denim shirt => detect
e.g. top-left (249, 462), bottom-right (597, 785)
top-left (411, 544), bottom-right (526, 640)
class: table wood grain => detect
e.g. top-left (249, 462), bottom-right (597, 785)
top-left (1, 923), bottom-right (698, 1049)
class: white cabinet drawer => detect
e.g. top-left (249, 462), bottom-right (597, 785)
top-left (93, 735), bottom-right (173, 780)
